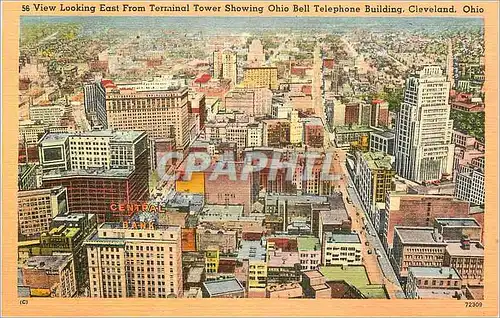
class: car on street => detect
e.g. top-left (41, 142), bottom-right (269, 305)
top-left (375, 248), bottom-right (381, 257)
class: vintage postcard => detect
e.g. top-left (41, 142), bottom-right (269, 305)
top-left (1, 0), bottom-right (498, 317)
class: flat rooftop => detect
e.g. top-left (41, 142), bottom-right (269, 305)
top-left (268, 251), bottom-right (300, 267)
top-left (302, 270), bottom-right (324, 279)
top-left (203, 278), bottom-right (244, 297)
top-left (186, 266), bottom-right (204, 283)
top-left (324, 233), bottom-right (360, 244)
top-left (408, 267), bottom-right (461, 280)
top-left (370, 130), bottom-right (395, 139)
top-left (40, 130), bottom-right (145, 144)
top-left (320, 209), bottom-right (349, 225)
top-left (25, 255), bottom-right (70, 270)
top-left (52, 213), bottom-right (94, 223)
top-left (237, 240), bottom-right (267, 262)
top-left (446, 242), bottom-right (484, 257)
top-left (199, 205), bottom-right (265, 222)
top-left (303, 117), bottom-right (323, 126)
top-left (297, 237), bottom-right (321, 252)
top-left (435, 218), bottom-right (480, 228)
top-left (319, 266), bottom-right (388, 299)
top-left (42, 167), bottom-right (134, 179)
top-left (46, 225), bottom-right (80, 238)
top-left (395, 227), bottom-right (445, 245)
top-left (363, 152), bottom-right (393, 170)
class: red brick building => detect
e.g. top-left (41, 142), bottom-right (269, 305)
top-left (204, 163), bottom-right (260, 216)
top-left (42, 169), bottom-right (149, 223)
top-left (304, 118), bottom-right (324, 148)
top-left (344, 103), bottom-right (360, 125)
top-left (382, 193), bottom-right (470, 249)
top-left (371, 100), bottom-right (390, 127)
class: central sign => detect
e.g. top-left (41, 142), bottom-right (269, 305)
top-left (110, 202), bottom-right (168, 214)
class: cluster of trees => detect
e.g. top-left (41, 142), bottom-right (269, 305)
top-left (450, 110), bottom-right (485, 142)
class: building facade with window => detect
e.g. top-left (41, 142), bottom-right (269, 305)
top-left (84, 223), bottom-right (183, 298)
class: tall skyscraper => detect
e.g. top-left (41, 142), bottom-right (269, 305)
top-left (83, 80), bottom-right (107, 128)
top-left (38, 130), bottom-right (149, 221)
top-left (395, 66), bottom-right (454, 182)
top-left (18, 186), bottom-right (68, 238)
top-left (99, 78), bottom-right (190, 150)
top-left (247, 39), bottom-right (265, 66)
top-left (213, 49), bottom-right (237, 86)
top-left (84, 223), bottom-right (183, 298)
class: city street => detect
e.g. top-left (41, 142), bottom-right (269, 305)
top-left (329, 144), bottom-right (405, 299)
top-left (339, 154), bottom-right (405, 299)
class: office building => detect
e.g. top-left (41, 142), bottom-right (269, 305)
top-left (354, 152), bottom-right (395, 215)
top-left (267, 249), bottom-right (301, 283)
top-left (322, 233), bottom-right (362, 266)
top-left (246, 122), bottom-right (263, 147)
top-left (196, 227), bottom-right (238, 254)
top-left (247, 39), bottom-right (265, 66)
top-left (19, 120), bottom-right (70, 147)
top-left (455, 163), bottom-right (485, 206)
top-left (22, 254), bottom-right (77, 297)
top-left (369, 130), bottom-right (395, 155)
top-left (395, 66), bottom-right (454, 182)
top-left (262, 119), bottom-right (290, 148)
top-left (18, 163), bottom-right (38, 191)
top-left (266, 282), bottom-right (303, 298)
top-left (102, 78), bottom-right (190, 150)
top-left (406, 266), bottom-right (463, 299)
top-left (242, 67), bottom-right (278, 90)
top-left (223, 88), bottom-right (272, 116)
top-left (391, 227), bottom-right (447, 279)
top-left (84, 223), bottom-right (183, 298)
top-left (303, 117), bottom-right (324, 148)
top-left (198, 205), bottom-right (265, 237)
top-left (18, 187), bottom-right (68, 237)
top-left (213, 49), bottom-right (237, 86)
top-left (289, 110), bottom-right (304, 145)
top-left (434, 218), bottom-right (482, 243)
top-left (84, 80), bottom-right (107, 128)
top-left (444, 238), bottom-right (484, 285)
top-left (381, 194), bottom-right (470, 250)
top-left (29, 103), bottom-right (66, 126)
top-left (301, 270), bottom-right (331, 299)
top-left (297, 237), bottom-right (321, 271)
top-left (318, 210), bottom-right (352, 244)
top-left (371, 100), bottom-right (390, 127)
top-left (38, 130), bottom-right (149, 221)
top-left (204, 247), bottom-right (220, 274)
top-left (204, 163), bottom-right (260, 216)
top-left (237, 240), bottom-right (267, 288)
top-left (39, 213), bottom-right (97, 293)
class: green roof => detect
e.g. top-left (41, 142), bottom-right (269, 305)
top-left (297, 237), bottom-right (321, 252)
top-left (47, 225), bottom-right (80, 238)
top-left (319, 265), bottom-right (388, 299)
top-left (363, 152), bottom-right (394, 170)
top-left (358, 285), bottom-right (389, 299)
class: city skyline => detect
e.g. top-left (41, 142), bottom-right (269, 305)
top-left (16, 15), bottom-right (486, 302)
